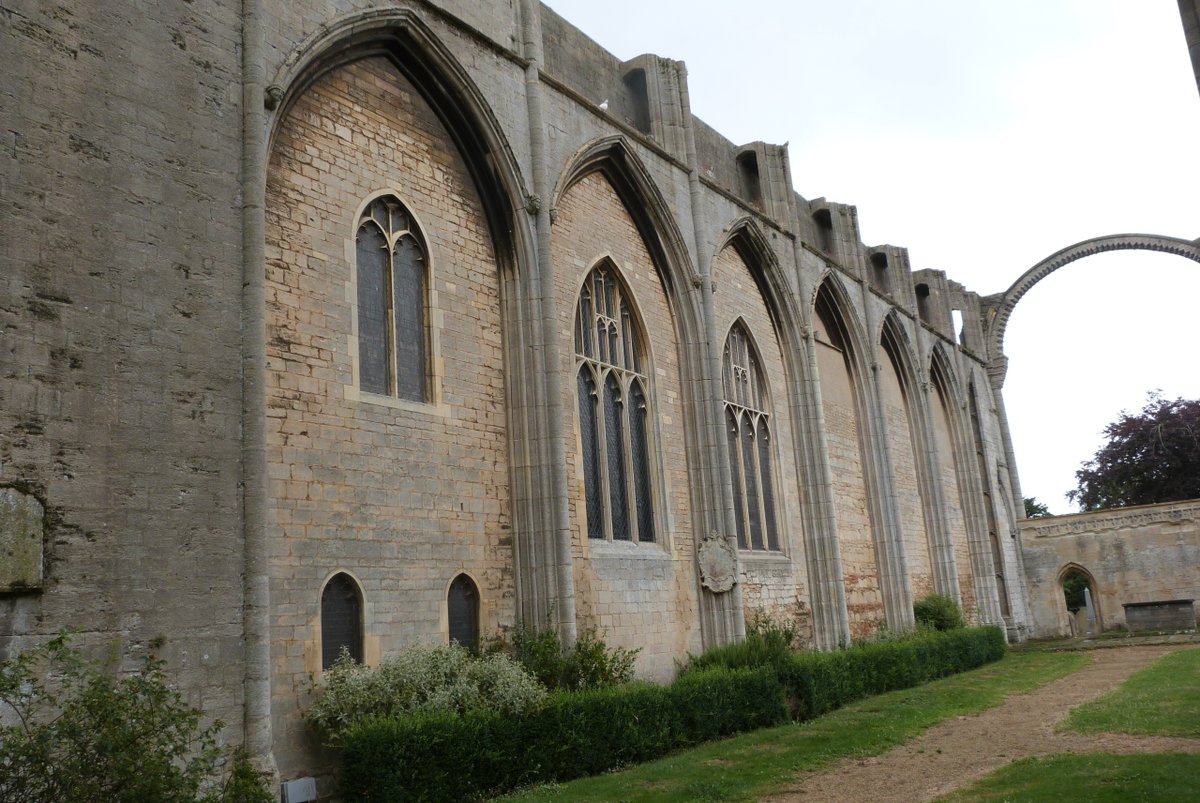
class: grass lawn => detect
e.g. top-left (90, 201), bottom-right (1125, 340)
top-left (501, 651), bottom-right (1088, 803)
top-left (936, 753), bottom-right (1200, 802)
top-left (1065, 647), bottom-right (1200, 737)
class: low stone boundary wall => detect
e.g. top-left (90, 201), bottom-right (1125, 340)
top-left (1019, 500), bottom-right (1200, 638)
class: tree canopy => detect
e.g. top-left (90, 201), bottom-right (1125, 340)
top-left (1023, 497), bottom-right (1052, 518)
top-left (1068, 393), bottom-right (1200, 511)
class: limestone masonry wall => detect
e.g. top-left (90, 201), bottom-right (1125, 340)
top-left (1021, 500), bottom-right (1200, 637)
top-left (0, 0), bottom-right (1052, 784)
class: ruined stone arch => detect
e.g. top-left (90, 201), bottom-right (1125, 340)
top-left (1056, 562), bottom-right (1102, 634)
top-left (983, 234), bottom-right (1200, 371)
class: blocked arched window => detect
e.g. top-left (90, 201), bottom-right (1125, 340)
top-left (574, 264), bottom-right (655, 542)
top-left (447, 574), bottom-right (480, 650)
top-left (722, 322), bottom-right (780, 551)
top-left (321, 572), bottom-right (363, 670)
top-left (356, 196), bottom-right (428, 401)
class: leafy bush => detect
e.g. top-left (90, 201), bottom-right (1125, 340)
top-left (913, 594), bottom-right (965, 631)
top-left (680, 609), bottom-right (799, 675)
top-left (339, 627), bottom-right (1005, 800)
top-left (339, 666), bottom-right (786, 801)
top-left (304, 642), bottom-right (546, 742)
top-left (0, 634), bottom-right (271, 803)
top-left (502, 624), bottom-right (639, 691)
top-left (784, 626), bottom-right (1005, 719)
top-left (219, 753), bottom-right (274, 803)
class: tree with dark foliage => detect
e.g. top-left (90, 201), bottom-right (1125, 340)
top-left (1023, 497), bottom-right (1052, 518)
top-left (1068, 393), bottom-right (1200, 511)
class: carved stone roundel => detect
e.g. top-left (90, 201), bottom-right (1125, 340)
top-left (698, 531), bottom-right (737, 593)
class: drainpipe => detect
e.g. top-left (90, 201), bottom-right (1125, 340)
top-left (240, 0), bottom-right (275, 773)
top-left (677, 62), bottom-right (745, 643)
top-left (519, 0), bottom-right (577, 645)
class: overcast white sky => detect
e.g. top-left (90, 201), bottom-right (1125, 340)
top-left (545, 0), bottom-right (1200, 514)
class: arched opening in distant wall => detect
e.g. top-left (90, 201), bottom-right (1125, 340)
top-left (1058, 563), bottom-right (1100, 636)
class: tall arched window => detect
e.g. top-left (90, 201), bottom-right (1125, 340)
top-left (723, 322), bottom-right (780, 551)
top-left (321, 572), bottom-right (363, 670)
top-left (356, 196), bottom-right (428, 401)
top-left (447, 574), bottom-right (480, 650)
top-left (574, 264), bottom-right (655, 543)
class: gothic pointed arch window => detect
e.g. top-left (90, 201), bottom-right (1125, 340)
top-left (355, 195), bottom-right (428, 401)
top-left (574, 263), bottom-right (655, 543)
top-left (447, 573), bottom-right (481, 650)
top-left (321, 572), bottom-right (364, 670)
top-left (723, 322), bottom-right (781, 551)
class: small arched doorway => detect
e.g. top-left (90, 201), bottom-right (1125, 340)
top-left (447, 573), bottom-right (480, 650)
top-left (1058, 564), bottom-right (1101, 636)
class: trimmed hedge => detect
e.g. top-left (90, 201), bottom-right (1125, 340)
top-left (340, 666), bottom-right (785, 801)
top-left (338, 626), bottom-right (1005, 800)
top-left (781, 626), bottom-right (1006, 719)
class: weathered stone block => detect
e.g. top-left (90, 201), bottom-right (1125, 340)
top-left (0, 488), bottom-right (44, 592)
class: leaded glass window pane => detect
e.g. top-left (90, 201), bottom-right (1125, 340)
top-left (727, 407), bottom-right (748, 549)
top-left (321, 573), bottom-right (363, 670)
top-left (447, 574), bottom-right (480, 650)
top-left (604, 373), bottom-right (629, 540)
top-left (722, 321), bottom-right (780, 552)
top-left (356, 223), bottom-right (389, 395)
top-left (759, 421), bottom-right (780, 550)
top-left (741, 412), bottom-right (763, 550)
top-left (574, 264), bottom-right (654, 544)
top-left (394, 235), bottom-right (426, 401)
top-left (578, 367), bottom-right (603, 540)
top-left (356, 197), bottom-right (429, 401)
top-left (630, 378), bottom-right (654, 542)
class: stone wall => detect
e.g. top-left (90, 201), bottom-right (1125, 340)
top-left (1021, 500), bottom-right (1200, 637)
top-left (264, 56), bottom-right (515, 773)
top-left (0, 0), bottom-right (1028, 785)
top-left (0, 0), bottom-right (248, 747)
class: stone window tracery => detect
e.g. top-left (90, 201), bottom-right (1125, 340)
top-left (574, 264), bottom-right (655, 543)
top-left (723, 322), bottom-right (781, 551)
top-left (355, 196), bottom-right (428, 401)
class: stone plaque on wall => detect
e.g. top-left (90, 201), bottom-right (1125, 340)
top-left (1, 488), bottom-right (44, 592)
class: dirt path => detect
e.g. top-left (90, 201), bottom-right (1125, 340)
top-left (764, 645), bottom-right (1200, 802)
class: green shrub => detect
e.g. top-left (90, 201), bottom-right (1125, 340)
top-left (337, 626), bottom-right (1005, 800)
top-left (913, 594), bottom-right (965, 631)
top-left (219, 753), bottom-right (274, 803)
top-left (783, 626), bottom-right (1005, 718)
top-left (502, 624), bottom-right (639, 691)
top-left (0, 634), bottom-right (271, 803)
top-left (339, 666), bottom-right (786, 801)
top-left (680, 609), bottom-right (800, 675)
top-left (304, 643), bottom-right (546, 742)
